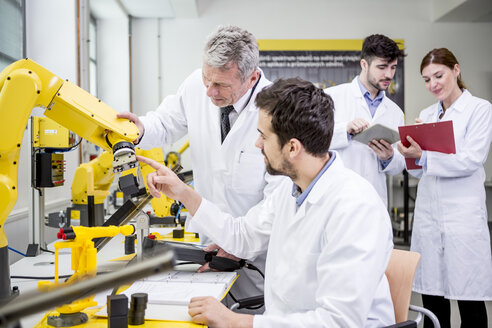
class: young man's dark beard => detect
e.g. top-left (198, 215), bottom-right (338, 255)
top-left (369, 77), bottom-right (391, 92)
top-left (265, 157), bottom-right (297, 180)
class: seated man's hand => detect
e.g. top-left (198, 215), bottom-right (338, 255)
top-left (188, 296), bottom-right (253, 328)
top-left (117, 112), bottom-right (144, 143)
top-left (347, 118), bottom-right (370, 135)
top-left (137, 156), bottom-right (202, 215)
top-left (198, 243), bottom-right (241, 273)
top-left (368, 139), bottom-right (394, 161)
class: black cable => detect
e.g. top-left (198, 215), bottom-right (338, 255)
top-left (245, 262), bottom-right (265, 279)
top-left (228, 291), bottom-right (238, 303)
top-left (11, 275), bottom-right (72, 280)
top-left (45, 137), bottom-right (83, 153)
top-left (31, 147), bottom-right (41, 157)
top-left (226, 262), bottom-right (266, 310)
top-left (11, 270), bottom-right (110, 280)
top-left (228, 291), bottom-right (264, 310)
top-left (174, 261), bottom-right (196, 266)
top-left (40, 247), bottom-right (55, 254)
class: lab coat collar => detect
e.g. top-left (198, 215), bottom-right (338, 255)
top-left (244, 68), bottom-right (270, 113)
top-left (447, 89), bottom-right (470, 113)
top-left (232, 89), bottom-right (250, 116)
top-left (214, 68), bottom-right (268, 115)
top-left (349, 76), bottom-right (390, 121)
top-left (349, 76), bottom-right (387, 102)
top-left (290, 153), bottom-right (344, 220)
top-left (357, 76), bottom-right (385, 104)
top-left (303, 151), bottom-right (344, 206)
top-left (292, 152), bottom-right (336, 208)
top-left (220, 70), bottom-right (270, 148)
top-left (233, 72), bottom-right (262, 114)
top-left (350, 75), bottom-right (387, 104)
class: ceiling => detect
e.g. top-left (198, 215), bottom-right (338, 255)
top-left (434, 0), bottom-right (492, 22)
top-left (90, 0), bottom-right (198, 19)
top-left (90, 0), bottom-right (492, 22)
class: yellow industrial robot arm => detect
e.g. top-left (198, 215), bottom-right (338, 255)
top-left (0, 58), bottom-right (139, 240)
top-left (71, 151), bottom-right (115, 207)
top-left (0, 58), bottom-right (139, 302)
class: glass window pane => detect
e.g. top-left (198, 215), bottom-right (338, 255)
top-left (89, 18), bottom-right (97, 60)
top-left (90, 60), bottom-right (97, 96)
top-left (0, 0), bottom-right (24, 60)
top-left (0, 56), bottom-right (12, 71)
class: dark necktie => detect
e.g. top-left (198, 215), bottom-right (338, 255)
top-left (220, 105), bottom-right (234, 143)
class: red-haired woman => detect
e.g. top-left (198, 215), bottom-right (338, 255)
top-left (398, 48), bottom-right (492, 328)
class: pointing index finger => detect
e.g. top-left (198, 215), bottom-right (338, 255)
top-left (137, 155), bottom-right (176, 177)
top-left (137, 155), bottom-right (163, 171)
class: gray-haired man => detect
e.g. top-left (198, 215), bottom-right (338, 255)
top-left (118, 25), bottom-right (282, 311)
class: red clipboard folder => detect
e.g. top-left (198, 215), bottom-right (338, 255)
top-left (398, 120), bottom-right (456, 170)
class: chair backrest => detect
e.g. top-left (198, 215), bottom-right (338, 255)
top-left (385, 249), bottom-right (421, 323)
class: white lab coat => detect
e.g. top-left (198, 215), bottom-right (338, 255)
top-left (325, 77), bottom-right (405, 206)
top-left (409, 90), bottom-right (492, 300)
top-left (187, 154), bottom-right (395, 327)
top-left (138, 68), bottom-right (283, 303)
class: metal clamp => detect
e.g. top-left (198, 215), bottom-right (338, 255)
top-left (134, 212), bottom-right (150, 262)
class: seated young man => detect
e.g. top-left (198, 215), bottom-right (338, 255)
top-left (137, 78), bottom-right (395, 327)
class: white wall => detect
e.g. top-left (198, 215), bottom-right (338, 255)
top-left (131, 17), bottom-right (190, 166)
top-left (130, 18), bottom-right (160, 114)
top-left (96, 17), bottom-right (131, 112)
top-left (5, 0), bottom-right (79, 263)
top-left (129, 0), bottom-right (492, 175)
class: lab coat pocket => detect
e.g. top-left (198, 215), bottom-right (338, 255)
top-left (232, 151), bottom-right (266, 194)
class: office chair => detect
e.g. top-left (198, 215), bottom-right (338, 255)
top-left (384, 249), bottom-right (441, 328)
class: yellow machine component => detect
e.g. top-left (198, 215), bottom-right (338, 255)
top-left (114, 191), bottom-right (124, 207)
top-left (165, 140), bottom-right (189, 169)
top-left (32, 116), bottom-right (76, 149)
top-left (136, 148), bottom-right (175, 217)
top-left (150, 231), bottom-right (200, 243)
top-left (0, 59), bottom-right (139, 303)
top-left (31, 116), bottom-right (77, 189)
top-left (33, 152), bottom-right (66, 188)
top-left (72, 151), bottom-right (114, 205)
top-left (70, 210), bottom-right (80, 220)
top-left (37, 225), bottom-right (135, 315)
top-left (71, 147), bottom-right (182, 218)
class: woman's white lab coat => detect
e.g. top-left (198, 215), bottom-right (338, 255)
top-left (409, 90), bottom-right (492, 299)
top-left (187, 155), bottom-right (395, 327)
top-left (325, 77), bottom-right (405, 206)
top-left (138, 68), bottom-right (281, 302)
